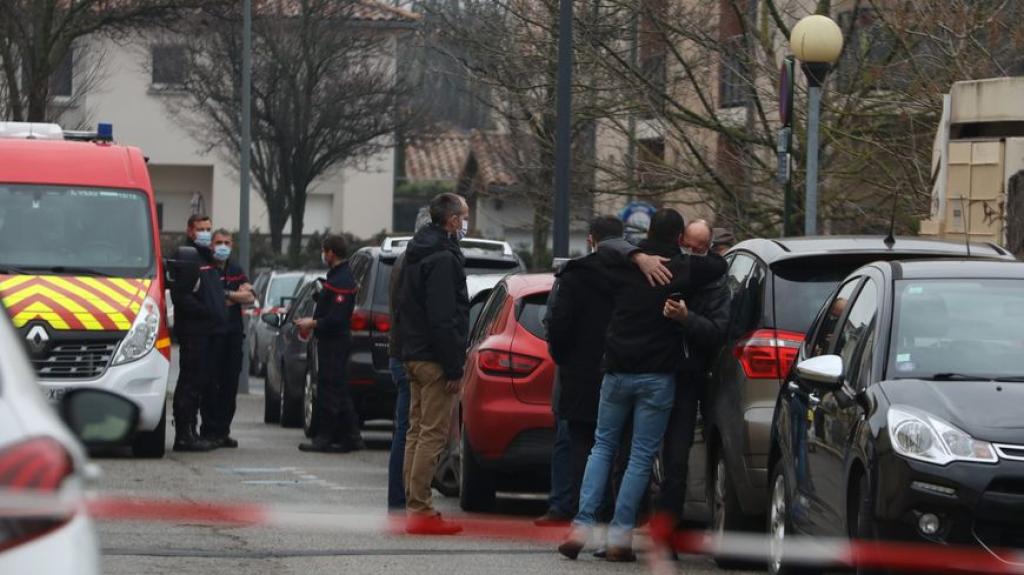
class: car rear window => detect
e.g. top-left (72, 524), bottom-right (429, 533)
top-left (516, 292), bottom-right (549, 340)
top-left (373, 260), bottom-right (394, 309)
top-left (772, 263), bottom-right (860, 333)
top-left (267, 275), bottom-right (303, 307)
top-left (465, 257), bottom-right (522, 274)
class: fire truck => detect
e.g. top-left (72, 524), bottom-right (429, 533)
top-left (0, 122), bottom-right (171, 457)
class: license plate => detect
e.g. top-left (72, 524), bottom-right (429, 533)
top-left (46, 387), bottom-right (71, 401)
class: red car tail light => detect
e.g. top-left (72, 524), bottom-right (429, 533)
top-left (372, 312), bottom-right (391, 333)
top-left (733, 329), bottom-right (805, 380)
top-left (0, 437), bottom-right (75, 553)
top-left (478, 349), bottom-right (542, 377)
top-left (351, 309), bottom-right (371, 333)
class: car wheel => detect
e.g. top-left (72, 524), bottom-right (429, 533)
top-left (303, 365), bottom-right (318, 438)
top-left (768, 460), bottom-right (820, 575)
top-left (432, 436), bottom-right (461, 497)
top-left (711, 447), bottom-right (761, 569)
top-left (131, 403), bottom-right (166, 459)
top-left (850, 472), bottom-right (884, 575)
top-left (458, 426), bottom-right (495, 512)
top-left (280, 362), bottom-right (304, 428)
top-left (264, 377), bottom-right (281, 424)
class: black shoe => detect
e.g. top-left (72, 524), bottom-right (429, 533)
top-left (593, 547), bottom-right (607, 559)
top-left (298, 440), bottom-right (352, 453)
top-left (216, 436), bottom-right (239, 448)
top-left (173, 428), bottom-right (215, 452)
top-left (534, 510), bottom-right (573, 527)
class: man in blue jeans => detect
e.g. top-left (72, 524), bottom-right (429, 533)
top-left (558, 208), bottom-right (726, 561)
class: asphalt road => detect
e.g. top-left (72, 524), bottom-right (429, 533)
top-left (94, 365), bottom-right (757, 575)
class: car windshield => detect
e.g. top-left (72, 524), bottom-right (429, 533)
top-left (0, 184), bottom-right (154, 277)
top-left (267, 274), bottom-right (304, 308)
top-left (772, 263), bottom-right (857, 333)
top-left (890, 279), bottom-right (1024, 380)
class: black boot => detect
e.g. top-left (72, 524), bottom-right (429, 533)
top-left (174, 425), bottom-right (215, 452)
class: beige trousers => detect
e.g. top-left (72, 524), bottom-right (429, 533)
top-left (403, 361), bottom-right (458, 514)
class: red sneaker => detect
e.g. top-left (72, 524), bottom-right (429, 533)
top-left (405, 513), bottom-right (464, 536)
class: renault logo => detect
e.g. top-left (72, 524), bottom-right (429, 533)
top-left (25, 324), bottom-right (50, 355)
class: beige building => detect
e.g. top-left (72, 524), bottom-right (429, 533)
top-left (46, 3), bottom-right (416, 242)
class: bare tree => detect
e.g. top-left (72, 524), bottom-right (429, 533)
top-left (170, 0), bottom-right (419, 258)
top-left (576, 0), bottom-right (1024, 236)
top-left (0, 0), bottom-right (203, 122)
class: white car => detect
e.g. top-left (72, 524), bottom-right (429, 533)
top-left (0, 306), bottom-right (139, 574)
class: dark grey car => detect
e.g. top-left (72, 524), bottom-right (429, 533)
top-left (248, 270), bottom-right (309, 377)
top-left (702, 236), bottom-right (1013, 567)
top-left (260, 274), bottom-right (319, 426)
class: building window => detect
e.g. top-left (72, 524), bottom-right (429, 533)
top-left (50, 48), bottom-right (74, 98)
top-left (637, 137), bottom-right (666, 186)
top-left (151, 45), bottom-right (187, 87)
top-left (719, 35), bottom-right (748, 108)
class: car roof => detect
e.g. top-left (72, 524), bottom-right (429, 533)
top-left (0, 139), bottom-right (150, 190)
top-left (359, 245), bottom-right (520, 264)
top-left (504, 273), bottom-right (554, 295)
top-left (732, 236), bottom-right (1013, 264)
top-left (882, 259), bottom-right (1024, 280)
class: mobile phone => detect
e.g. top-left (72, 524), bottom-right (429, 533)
top-left (668, 292), bottom-right (684, 302)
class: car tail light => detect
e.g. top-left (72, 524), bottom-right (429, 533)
top-left (0, 437), bottom-right (75, 553)
top-left (351, 309), bottom-right (371, 333)
top-left (372, 312), bottom-right (391, 333)
top-left (733, 329), bottom-right (805, 380)
top-left (478, 349), bottom-right (542, 377)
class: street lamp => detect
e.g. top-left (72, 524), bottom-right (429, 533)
top-left (790, 14), bottom-right (843, 236)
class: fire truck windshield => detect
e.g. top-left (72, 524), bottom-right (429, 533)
top-left (0, 185), bottom-right (155, 278)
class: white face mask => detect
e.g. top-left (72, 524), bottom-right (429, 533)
top-left (321, 251), bottom-right (329, 266)
top-left (457, 218), bottom-right (469, 240)
top-left (194, 230), bottom-right (212, 248)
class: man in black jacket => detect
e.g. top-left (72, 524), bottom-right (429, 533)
top-left (295, 235), bottom-right (362, 453)
top-left (170, 214), bottom-right (227, 452)
top-left (396, 193), bottom-right (469, 535)
top-left (560, 208), bottom-right (727, 561)
top-left (201, 229), bottom-right (254, 449)
top-left (538, 215), bottom-right (624, 525)
top-left (657, 219), bottom-right (731, 529)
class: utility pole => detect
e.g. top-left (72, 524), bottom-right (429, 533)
top-left (238, 0), bottom-right (253, 394)
top-left (552, 0), bottom-right (572, 258)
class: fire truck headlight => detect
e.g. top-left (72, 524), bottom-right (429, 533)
top-left (112, 297), bottom-right (160, 366)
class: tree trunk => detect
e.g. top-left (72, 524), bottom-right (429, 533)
top-left (287, 182), bottom-right (309, 264)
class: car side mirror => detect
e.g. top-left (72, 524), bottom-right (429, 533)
top-left (58, 389), bottom-right (139, 449)
top-left (261, 313), bottom-right (283, 328)
top-left (280, 296), bottom-right (295, 308)
top-left (795, 354), bottom-right (844, 390)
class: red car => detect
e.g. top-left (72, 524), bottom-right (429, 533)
top-left (456, 273), bottom-right (555, 512)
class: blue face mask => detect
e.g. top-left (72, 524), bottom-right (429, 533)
top-left (195, 230), bottom-right (213, 248)
top-left (213, 244), bottom-right (231, 261)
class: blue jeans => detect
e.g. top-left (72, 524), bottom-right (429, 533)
top-left (387, 358), bottom-right (411, 511)
top-left (574, 372), bottom-right (675, 547)
top-left (547, 418), bottom-right (574, 516)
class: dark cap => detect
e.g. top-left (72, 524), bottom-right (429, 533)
top-left (712, 227), bottom-right (736, 247)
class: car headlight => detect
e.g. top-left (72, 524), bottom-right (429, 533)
top-left (112, 296), bottom-right (160, 366)
top-left (888, 405), bottom-right (997, 465)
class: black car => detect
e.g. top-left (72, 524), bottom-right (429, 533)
top-left (701, 236), bottom-right (1014, 565)
top-left (344, 238), bottom-right (526, 423)
top-left (261, 274), bottom-right (320, 427)
top-left (768, 259), bottom-right (1024, 574)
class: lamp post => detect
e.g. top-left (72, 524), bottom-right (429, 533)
top-left (552, 0), bottom-right (572, 259)
top-left (790, 14), bottom-right (843, 236)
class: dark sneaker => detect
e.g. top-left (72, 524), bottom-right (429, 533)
top-left (558, 528), bottom-right (587, 560)
top-left (216, 436), bottom-right (239, 448)
top-left (534, 510), bottom-right (572, 527)
top-left (605, 546), bottom-right (637, 563)
top-left (298, 440), bottom-right (352, 453)
top-left (405, 513), bottom-right (463, 535)
top-left (173, 435), bottom-right (215, 452)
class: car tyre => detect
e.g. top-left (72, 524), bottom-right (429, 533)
top-left (131, 403), bottom-right (166, 458)
top-left (458, 427), bottom-right (495, 513)
top-left (768, 460), bottom-right (821, 575)
top-left (303, 364), bottom-right (319, 438)
top-left (850, 472), bottom-right (885, 575)
top-left (280, 363), bottom-right (304, 428)
top-left (711, 447), bottom-right (762, 569)
top-left (264, 378), bottom-right (281, 424)
top-left (432, 437), bottom-right (461, 497)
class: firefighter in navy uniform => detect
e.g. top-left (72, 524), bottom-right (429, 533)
top-left (295, 234), bottom-right (364, 453)
top-left (201, 229), bottom-right (254, 448)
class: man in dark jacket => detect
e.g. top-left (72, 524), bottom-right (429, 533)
top-left (560, 208), bottom-right (726, 561)
top-left (396, 193), bottom-right (469, 535)
top-left (537, 215), bottom-right (624, 525)
top-left (657, 219), bottom-right (730, 528)
top-left (200, 229), bottom-right (254, 449)
top-left (170, 214), bottom-right (227, 452)
top-left (295, 235), bottom-right (362, 453)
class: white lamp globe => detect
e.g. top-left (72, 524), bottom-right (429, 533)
top-left (790, 15), bottom-right (844, 64)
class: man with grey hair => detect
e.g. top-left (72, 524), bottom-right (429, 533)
top-left (395, 192), bottom-right (470, 534)
top-left (386, 207), bottom-right (433, 513)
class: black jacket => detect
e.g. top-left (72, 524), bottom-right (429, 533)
top-left (545, 244), bottom-right (619, 422)
top-left (602, 240), bottom-right (727, 374)
top-left (387, 252), bottom-right (406, 359)
top-left (313, 261), bottom-right (357, 341)
top-left (171, 241), bottom-right (227, 338)
top-left (677, 275), bottom-right (730, 375)
top-left (395, 224), bottom-right (469, 380)
top-left (219, 261), bottom-right (250, 335)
